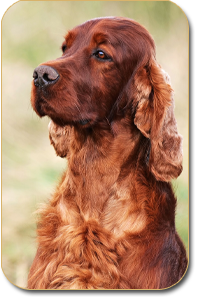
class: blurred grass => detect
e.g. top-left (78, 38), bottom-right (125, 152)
top-left (2, 1), bottom-right (189, 288)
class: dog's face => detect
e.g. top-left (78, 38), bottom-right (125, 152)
top-left (31, 17), bottom-right (183, 182)
top-left (31, 17), bottom-right (154, 127)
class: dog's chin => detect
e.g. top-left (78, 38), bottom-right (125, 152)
top-left (33, 98), bottom-right (53, 118)
top-left (33, 98), bottom-right (98, 128)
top-left (51, 118), bottom-right (94, 128)
top-left (33, 99), bottom-right (67, 126)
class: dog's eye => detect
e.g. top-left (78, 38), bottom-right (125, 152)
top-left (61, 44), bottom-right (67, 53)
top-left (94, 50), bottom-right (110, 61)
top-left (96, 51), bottom-right (106, 59)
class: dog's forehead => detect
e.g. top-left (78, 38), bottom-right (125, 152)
top-left (78, 17), bottom-right (129, 35)
top-left (70, 18), bottom-right (116, 36)
top-left (65, 17), bottom-right (133, 46)
top-left (63, 17), bottom-right (155, 61)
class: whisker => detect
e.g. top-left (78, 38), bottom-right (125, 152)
top-left (74, 102), bottom-right (85, 121)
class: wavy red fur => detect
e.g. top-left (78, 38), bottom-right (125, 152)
top-left (28, 17), bottom-right (187, 289)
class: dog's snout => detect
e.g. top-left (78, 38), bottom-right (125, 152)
top-left (33, 65), bottom-right (59, 87)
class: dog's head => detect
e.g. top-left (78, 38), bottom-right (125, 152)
top-left (31, 17), bottom-right (182, 182)
top-left (31, 17), bottom-right (154, 126)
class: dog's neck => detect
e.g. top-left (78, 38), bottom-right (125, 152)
top-left (60, 117), bottom-right (148, 220)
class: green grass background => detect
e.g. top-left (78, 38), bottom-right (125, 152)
top-left (2, 1), bottom-right (189, 288)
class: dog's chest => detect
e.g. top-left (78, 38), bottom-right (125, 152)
top-left (61, 164), bottom-right (146, 239)
top-left (39, 151), bottom-right (147, 288)
top-left (100, 181), bottom-right (147, 237)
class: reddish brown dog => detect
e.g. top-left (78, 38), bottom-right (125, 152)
top-left (28, 17), bottom-right (187, 289)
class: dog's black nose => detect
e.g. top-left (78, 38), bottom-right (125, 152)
top-left (33, 65), bottom-right (59, 87)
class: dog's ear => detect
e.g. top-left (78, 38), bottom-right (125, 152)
top-left (48, 121), bottom-right (72, 158)
top-left (133, 59), bottom-right (183, 182)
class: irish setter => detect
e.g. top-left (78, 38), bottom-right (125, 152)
top-left (28, 17), bottom-right (187, 289)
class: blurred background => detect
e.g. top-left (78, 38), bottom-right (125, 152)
top-left (2, 1), bottom-right (189, 288)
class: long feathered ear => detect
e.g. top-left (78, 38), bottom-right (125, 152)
top-left (133, 59), bottom-right (183, 182)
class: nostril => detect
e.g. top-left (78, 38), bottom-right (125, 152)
top-left (33, 70), bottom-right (38, 80)
top-left (33, 65), bottom-right (59, 87)
top-left (43, 73), bottom-right (50, 82)
top-left (43, 73), bottom-right (54, 82)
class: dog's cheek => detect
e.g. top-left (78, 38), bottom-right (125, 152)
top-left (93, 71), bottom-right (123, 112)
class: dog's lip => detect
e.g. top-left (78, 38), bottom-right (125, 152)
top-left (34, 97), bottom-right (95, 127)
top-left (47, 117), bottom-right (94, 128)
top-left (78, 119), bottom-right (90, 125)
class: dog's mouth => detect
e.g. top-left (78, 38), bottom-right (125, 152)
top-left (35, 104), bottom-right (93, 128)
top-left (32, 88), bottom-right (95, 128)
top-left (34, 97), bottom-right (52, 117)
top-left (78, 119), bottom-right (90, 125)
top-left (49, 116), bottom-right (93, 128)
top-left (50, 118), bottom-right (94, 128)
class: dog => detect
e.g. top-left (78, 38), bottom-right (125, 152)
top-left (28, 17), bottom-right (187, 289)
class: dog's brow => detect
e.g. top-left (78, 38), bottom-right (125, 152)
top-left (92, 32), bottom-right (110, 45)
top-left (65, 31), bottom-right (76, 47)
